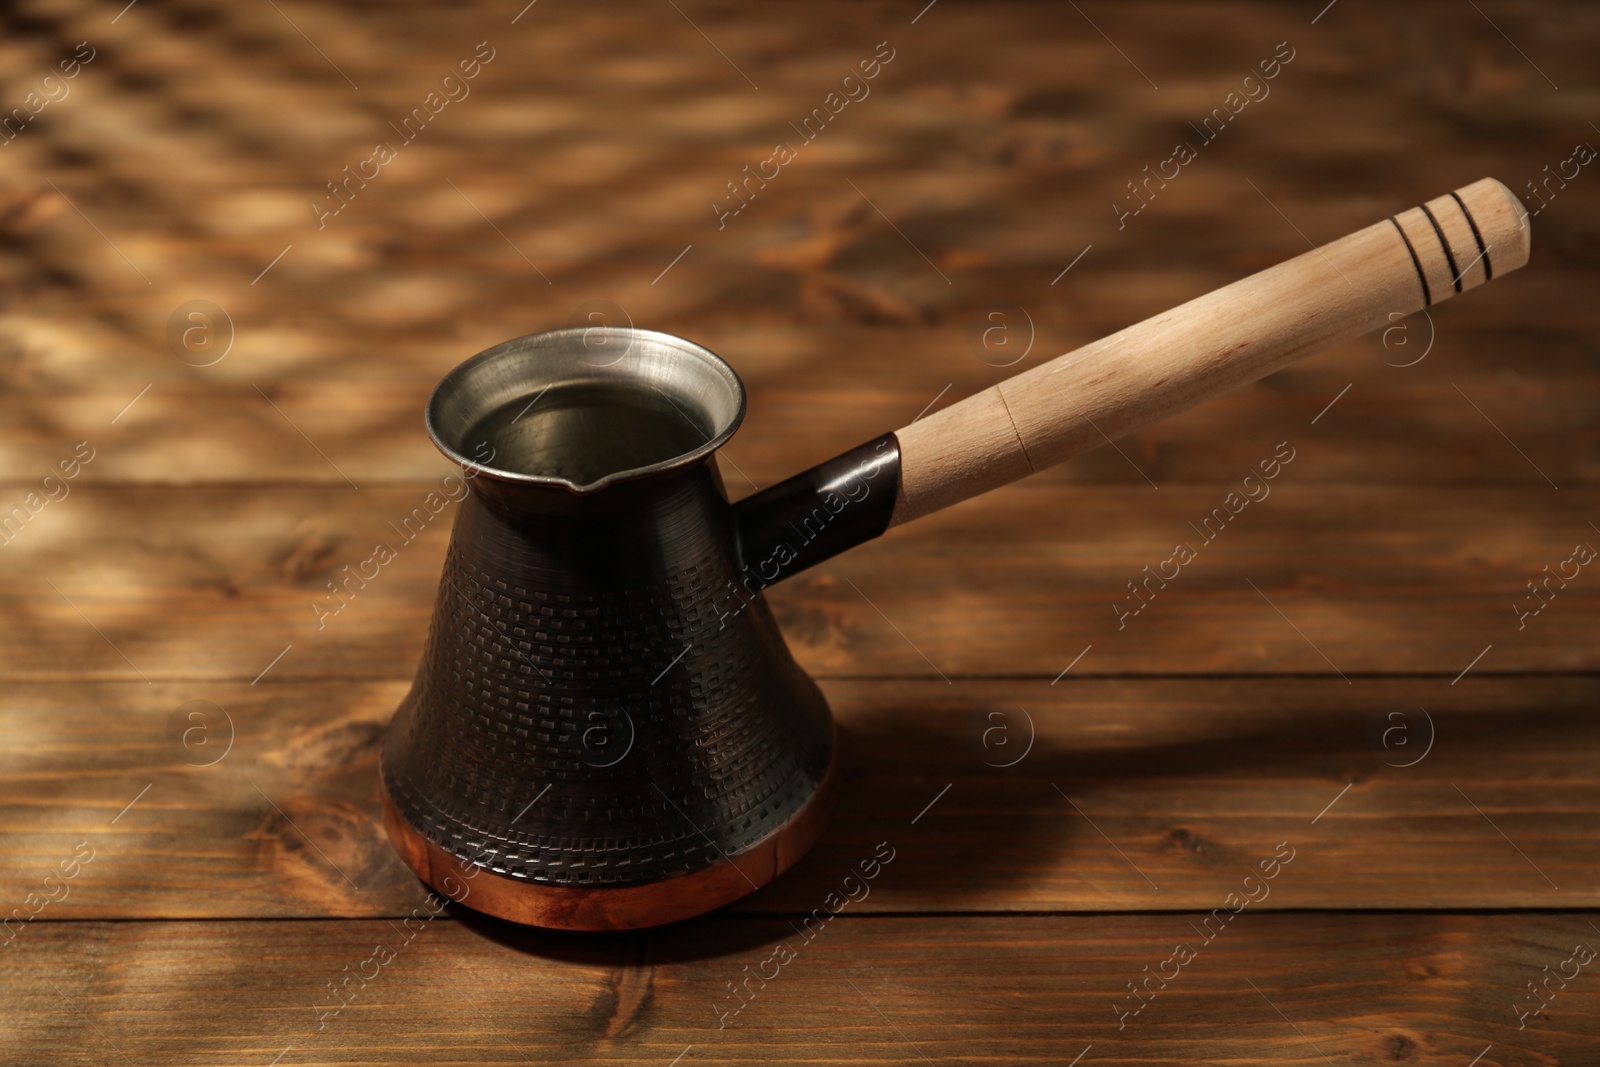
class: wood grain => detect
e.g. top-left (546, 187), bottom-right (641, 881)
top-left (1, 1), bottom-right (1594, 494)
top-left (4, 914), bottom-right (1597, 1064)
top-left (3, 676), bottom-right (1596, 919)
top-left (4, 320), bottom-right (1595, 490)
top-left (0, 484), bottom-right (1593, 681)
top-left (0, 0), bottom-right (1595, 1059)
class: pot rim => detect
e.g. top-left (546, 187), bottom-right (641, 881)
top-left (425, 327), bottom-right (747, 494)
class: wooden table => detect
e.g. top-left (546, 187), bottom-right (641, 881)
top-left (3, 1), bottom-right (1596, 1062)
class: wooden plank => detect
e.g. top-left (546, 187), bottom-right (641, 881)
top-left (3, 676), bottom-right (1596, 920)
top-left (3, 321), bottom-right (1594, 490)
top-left (4, 913), bottom-right (1596, 1063)
top-left (1, 1), bottom-right (1592, 490)
top-left (0, 484), bottom-right (1594, 681)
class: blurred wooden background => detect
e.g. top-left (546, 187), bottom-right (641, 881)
top-left (1, 0), bottom-right (1597, 1063)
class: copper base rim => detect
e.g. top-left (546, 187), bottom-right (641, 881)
top-left (379, 746), bottom-right (837, 932)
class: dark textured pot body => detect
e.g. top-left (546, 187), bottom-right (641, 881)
top-left (381, 460), bottom-right (835, 924)
top-left (379, 328), bottom-right (899, 930)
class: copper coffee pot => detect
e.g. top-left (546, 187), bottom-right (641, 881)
top-left (381, 179), bottom-right (1529, 930)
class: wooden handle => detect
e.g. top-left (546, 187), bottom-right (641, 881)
top-left (890, 177), bottom-right (1531, 525)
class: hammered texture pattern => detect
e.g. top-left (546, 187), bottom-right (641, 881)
top-left (382, 462), bottom-right (834, 888)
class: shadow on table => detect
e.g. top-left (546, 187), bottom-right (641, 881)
top-left (443, 679), bottom-right (1592, 963)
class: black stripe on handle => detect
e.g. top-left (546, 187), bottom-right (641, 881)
top-left (1418, 202), bottom-right (1463, 293)
top-left (731, 432), bottom-right (900, 585)
top-left (1389, 216), bottom-right (1432, 308)
top-left (1449, 190), bottom-right (1494, 282)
